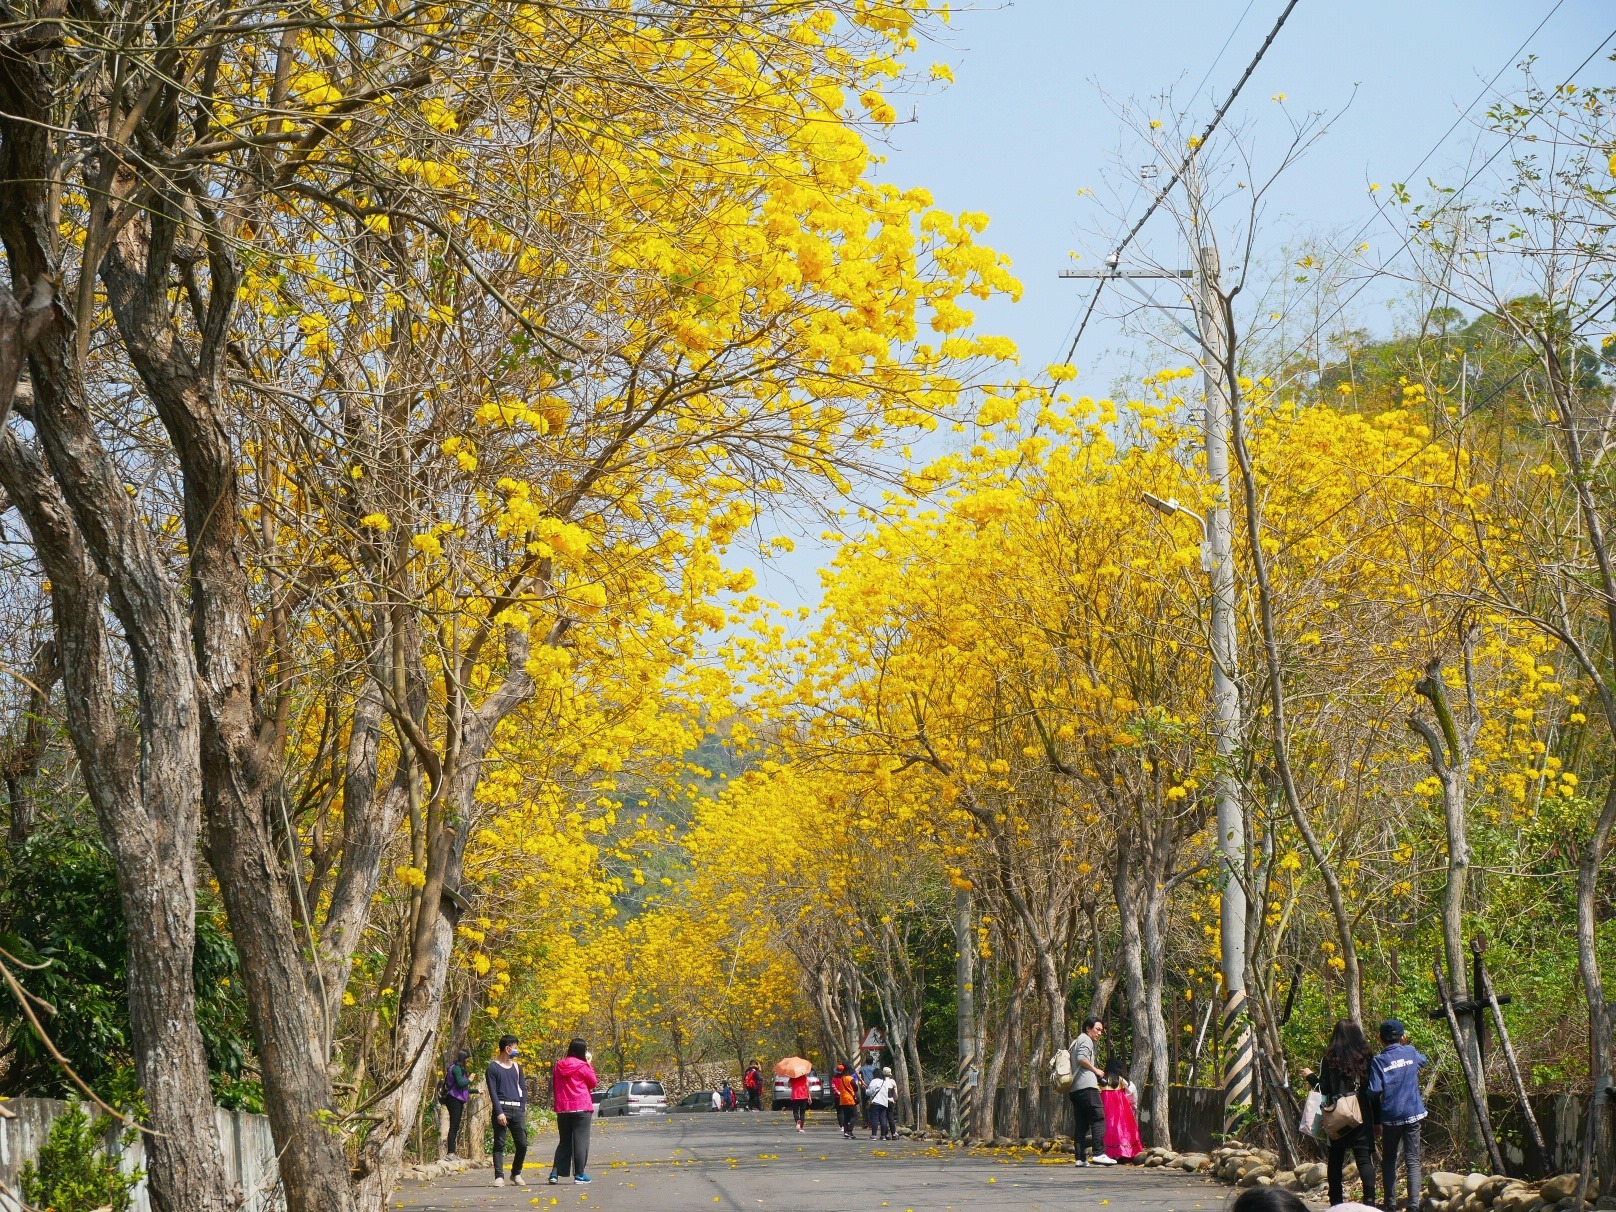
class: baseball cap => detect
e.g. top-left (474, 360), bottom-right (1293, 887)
top-left (1379, 1019), bottom-right (1405, 1043)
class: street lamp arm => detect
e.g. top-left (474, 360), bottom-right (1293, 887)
top-left (1140, 491), bottom-right (1209, 540)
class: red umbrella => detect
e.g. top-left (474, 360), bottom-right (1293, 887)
top-left (773, 1056), bottom-right (812, 1079)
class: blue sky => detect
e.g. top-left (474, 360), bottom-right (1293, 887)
top-left (740, 0), bottom-right (1615, 611)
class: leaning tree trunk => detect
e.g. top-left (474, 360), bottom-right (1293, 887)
top-left (1410, 651), bottom-right (1486, 1157)
top-left (1542, 348), bottom-right (1616, 1194)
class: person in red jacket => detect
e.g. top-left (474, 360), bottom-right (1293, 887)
top-left (788, 1069), bottom-right (811, 1132)
top-left (548, 1039), bottom-right (598, 1185)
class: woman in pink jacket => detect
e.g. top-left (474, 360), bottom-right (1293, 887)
top-left (548, 1039), bottom-right (599, 1184)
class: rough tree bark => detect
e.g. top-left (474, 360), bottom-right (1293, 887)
top-left (0, 432), bottom-right (239, 1212)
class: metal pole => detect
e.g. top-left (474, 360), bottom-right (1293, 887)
top-left (1196, 237), bottom-right (1252, 1137)
top-left (954, 885), bottom-right (980, 1142)
top-left (1435, 964), bottom-right (1507, 1175)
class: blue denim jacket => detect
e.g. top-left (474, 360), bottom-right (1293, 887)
top-left (1367, 1042), bottom-right (1428, 1126)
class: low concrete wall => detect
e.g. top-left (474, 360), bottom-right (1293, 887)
top-left (0, 1098), bottom-right (283, 1212)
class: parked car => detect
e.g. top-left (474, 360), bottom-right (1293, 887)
top-left (590, 1088), bottom-right (608, 1113)
top-left (671, 1091), bottom-right (717, 1114)
top-left (771, 1072), bottom-right (835, 1110)
top-left (597, 1079), bottom-right (668, 1116)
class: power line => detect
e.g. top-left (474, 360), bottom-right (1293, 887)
top-left (1278, 19), bottom-right (1615, 385)
top-left (1060, 0), bottom-right (1304, 367)
top-left (1190, 0), bottom-right (1260, 106)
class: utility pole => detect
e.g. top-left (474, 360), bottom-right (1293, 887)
top-left (953, 886), bottom-right (979, 1141)
top-left (1063, 240), bottom-right (1251, 1135)
top-left (1193, 239), bottom-right (1253, 1136)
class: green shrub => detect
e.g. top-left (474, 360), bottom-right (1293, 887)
top-left (18, 1102), bottom-right (142, 1212)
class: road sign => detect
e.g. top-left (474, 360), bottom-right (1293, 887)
top-left (859, 1027), bottom-right (887, 1052)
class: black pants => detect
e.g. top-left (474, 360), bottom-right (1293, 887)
top-left (837, 1104), bottom-right (857, 1135)
top-left (552, 1110), bottom-right (591, 1179)
top-left (493, 1111), bottom-right (527, 1178)
top-left (871, 1103), bottom-right (893, 1138)
top-left (444, 1097), bottom-right (466, 1156)
top-left (747, 1088), bottom-right (761, 1111)
top-left (1381, 1121), bottom-right (1422, 1212)
top-left (1069, 1087), bottom-right (1105, 1159)
top-left (790, 1097), bottom-right (808, 1127)
top-left (1328, 1129), bottom-right (1375, 1207)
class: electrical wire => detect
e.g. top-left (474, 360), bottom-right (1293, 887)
top-left (1061, 0), bottom-right (1304, 367)
top-left (1268, 4), bottom-right (1604, 382)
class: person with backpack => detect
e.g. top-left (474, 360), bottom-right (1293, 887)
top-left (832, 1064), bottom-right (859, 1139)
top-left (743, 1064), bottom-right (763, 1111)
top-left (858, 1057), bottom-right (879, 1134)
top-left (1369, 1019), bottom-right (1429, 1212)
top-left (1068, 1018), bottom-right (1116, 1166)
top-left (547, 1038), bottom-right (597, 1186)
top-left (487, 1034), bottom-right (528, 1187)
top-left (439, 1048), bottom-right (473, 1159)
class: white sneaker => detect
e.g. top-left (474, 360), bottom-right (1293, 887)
top-left (512, 1175), bottom-right (527, 1186)
top-left (1092, 1154), bottom-right (1119, 1166)
top-left (1075, 1158), bottom-right (1089, 1167)
top-left (493, 1176), bottom-right (505, 1187)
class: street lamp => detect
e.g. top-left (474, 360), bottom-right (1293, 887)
top-left (1141, 492), bottom-right (1212, 572)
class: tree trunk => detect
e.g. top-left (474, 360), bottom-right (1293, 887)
top-left (1140, 829), bottom-right (1175, 1147)
top-left (1114, 825), bottom-right (1160, 1130)
top-left (0, 434), bottom-right (239, 1212)
top-left (982, 959), bottom-right (1032, 1141)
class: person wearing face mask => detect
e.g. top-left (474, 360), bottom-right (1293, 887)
top-left (487, 1035), bottom-right (528, 1187)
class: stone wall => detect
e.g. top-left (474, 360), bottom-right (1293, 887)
top-left (0, 1099), bottom-right (283, 1212)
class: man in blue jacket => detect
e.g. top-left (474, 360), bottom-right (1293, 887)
top-left (1368, 1019), bottom-right (1428, 1212)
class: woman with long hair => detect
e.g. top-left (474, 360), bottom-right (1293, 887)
top-left (439, 1048), bottom-right (473, 1158)
top-left (1317, 1018), bottom-right (1376, 1207)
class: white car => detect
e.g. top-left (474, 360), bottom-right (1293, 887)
top-left (597, 1079), bottom-right (668, 1116)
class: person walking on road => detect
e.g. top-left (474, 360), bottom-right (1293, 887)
top-left (788, 1069), bottom-right (811, 1131)
top-left (1305, 1019), bottom-right (1377, 1208)
top-left (1069, 1017), bottom-right (1115, 1166)
top-left (744, 1064), bottom-right (763, 1112)
top-left (439, 1048), bottom-right (473, 1159)
top-left (867, 1066), bottom-right (897, 1140)
top-left (832, 1064), bottom-right (859, 1139)
top-left (487, 1034), bottom-right (529, 1187)
top-left (548, 1038), bottom-right (597, 1186)
top-left (858, 1057), bottom-right (878, 1134)
top-left (1369, 1019), bottom-right (1429, 1212)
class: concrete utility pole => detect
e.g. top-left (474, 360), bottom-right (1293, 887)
top-left (953, 885), bottom-right (979, 1141)
top-left (1063, 239), bottom-right (1251, 1133)
top-left (1192, 240), bottom-right (1253, 1136)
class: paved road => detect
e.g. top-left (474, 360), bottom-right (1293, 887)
top-left (398, 1112), bottom-right (1228, 1212)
